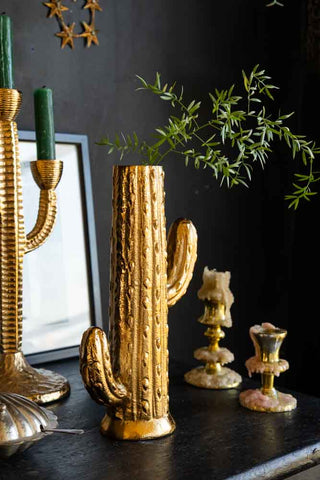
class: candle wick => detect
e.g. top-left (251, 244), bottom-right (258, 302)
top-left (42, 85), bottom-right (46, 88)
top-left (1, 12), bottom-right (6, 14)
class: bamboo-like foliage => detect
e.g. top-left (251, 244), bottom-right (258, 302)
top-left (99, 66), bottom-right (320, 209)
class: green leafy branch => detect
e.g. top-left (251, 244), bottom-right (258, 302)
top-left (99, 65), bottom-right (320, 209)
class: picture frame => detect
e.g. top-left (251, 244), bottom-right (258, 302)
top-left (19, 131), bottom-right (103, 365)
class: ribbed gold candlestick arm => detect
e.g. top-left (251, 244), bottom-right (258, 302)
top-left (26, 190), bottom-right (57, 252)
top-left (25, 160), bottom-right (63, 253)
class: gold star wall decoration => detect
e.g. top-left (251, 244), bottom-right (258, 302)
top-left (56, 22), bottom-right (76, 49)
top-left (84, 0), bottom-right (102, 12)
top-left (44, 0), bottom-right (69, 19)
top-left (81, 22), bottom-right (99, 47)
top-left (43, 0), bottom-right (102, 49)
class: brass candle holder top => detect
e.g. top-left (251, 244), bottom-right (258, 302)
top-left (239, 323), bottom-right (297, 412)
top-left (197, 267), bottom-right (233, 326)
top-left (198, 300), bottom-right (229, 326)
top-left (251, 324), bottom-right (287, 364)
top-left (184, 267), bottom-right (242, 389)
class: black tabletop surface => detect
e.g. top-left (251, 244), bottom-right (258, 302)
top-left (1, 357), bottom-right (320, 480)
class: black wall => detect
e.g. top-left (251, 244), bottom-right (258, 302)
top-left (2, 0), bottom-right (318, 394)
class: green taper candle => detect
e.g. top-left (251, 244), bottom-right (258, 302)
top-left (0, 14), bottom-right (14, 89)
top-left (34, 87), bottom-right (56, 160)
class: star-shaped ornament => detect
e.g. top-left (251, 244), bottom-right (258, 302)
top-left (80, 22), bottom-right (99, 47)
top-left (84, 0), bottom-right (102, 12)
top-left (43, 0), bottom-right (69, 19)
top-left (56, 23), bottom-right (77, 49)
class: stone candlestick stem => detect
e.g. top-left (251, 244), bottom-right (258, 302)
top-left (184, 267), bottom-right (242, 389)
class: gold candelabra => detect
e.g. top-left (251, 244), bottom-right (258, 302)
top-left (0, 87), bottom-right (70, 404)
top-left (239, 323), bottom-right (297, 412)
top-left (185, 268), bottom-right (241, 389)
top-left (80, 165), bottom-right (197, 440)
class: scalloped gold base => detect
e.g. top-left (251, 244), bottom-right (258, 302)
top-left (100, 413), bottom-right (176, 440)
top-left (0, 352), bottom-right (70, 404)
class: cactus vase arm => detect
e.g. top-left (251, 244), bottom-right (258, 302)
top-left (167, 218), bottom-right (198, 307)
top-left (80, 327), bottom-right (128, 407)
top-left (25, 160), bottom-right (63, 254)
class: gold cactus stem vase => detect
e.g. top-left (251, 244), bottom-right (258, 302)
top-left (0, 87), bottom-right (70, 404)
top-left (80, 165), bottom-right (197, 440)
top-left (239, 323), bottom-right (297, 412)
top-left (184, 268), bottom-right (242, 389)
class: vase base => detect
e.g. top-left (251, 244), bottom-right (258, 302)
top-left (100, 413), bottom-right (176, 440)
top-left (239, 388), bottom-right (297, 412)
top-left (184, 365), bottom-right (242, 389)
top-left (0, 352), bottom-right (70, 404)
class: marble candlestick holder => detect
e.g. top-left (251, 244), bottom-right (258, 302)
top-left (239, 323), bottom-right (297, 412)
top-left (184, 268), bottom-right (242, 389)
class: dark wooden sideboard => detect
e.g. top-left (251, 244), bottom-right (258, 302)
top-left (1, 358), bottom-right (320, 480)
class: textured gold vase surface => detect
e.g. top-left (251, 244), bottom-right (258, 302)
top-left (0, 88), bottom-right (70, 404)
top-left (80, 165), bottom-right (197, 440)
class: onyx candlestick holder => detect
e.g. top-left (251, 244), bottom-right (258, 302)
top-left (0, 87), bottom-right (70, 404)
top-left (184, 267), bottom-right (242, 389)
top-left (239, 323), bottom-right (297, 412)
